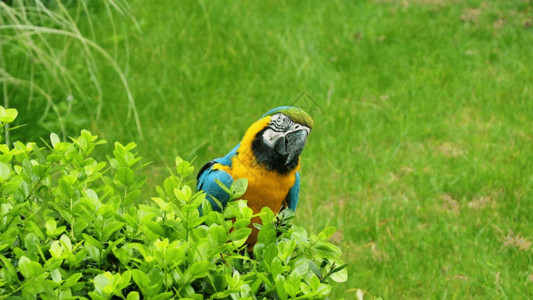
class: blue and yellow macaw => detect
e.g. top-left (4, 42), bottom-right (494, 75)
top-left (196, 106), bottom-right (313, 245)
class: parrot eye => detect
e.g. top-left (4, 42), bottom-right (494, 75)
top-left (271, 113), bottom-right (292, 131)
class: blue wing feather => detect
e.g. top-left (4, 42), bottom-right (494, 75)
top-left (215, 143), bottom-right (239, 167)
top-left (196, 144), bottom-right (239, 211)
top-left (286, 171), bottom-right (300, 211)
top-left (197, 168), bottom-right (233, 211)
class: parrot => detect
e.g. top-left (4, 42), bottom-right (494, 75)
top-left (196, 106), bottom-right (313, 246)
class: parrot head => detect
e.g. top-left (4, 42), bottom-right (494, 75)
top-left (251, 106), bottom-right (313, 174)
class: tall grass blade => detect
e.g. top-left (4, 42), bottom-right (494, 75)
top-left (0, 1), bottom-right (142, 138)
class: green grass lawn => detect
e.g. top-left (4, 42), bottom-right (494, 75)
top-left (8, 0), bottom-right (533, 298)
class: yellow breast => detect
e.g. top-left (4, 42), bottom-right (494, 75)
top-left (213, 154), bottom-right (297, 248)
top-left (214, 157), bottom-right (297, 214)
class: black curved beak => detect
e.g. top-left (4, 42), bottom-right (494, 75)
top-left (274, 129), bottom-right (309, 166)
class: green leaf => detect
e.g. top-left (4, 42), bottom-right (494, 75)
top-left (284, 281), bottom-right (300, 298)
top-left (208, 225), bottom-right (227, 244)
top-left (312, 240), bottom-right (342, 260)
top-left (88, 292), bottom-right (106, 300)
top-left (45, 219), bottom-right (57, 236)
top-left (44, 256), bottom-right (62, 271)
top-left (26, 221), bottom-right (45, 241)
top-left (275, 274), bottom-right (288, 300)
top-left (0, 255), bottom-right (18, 282)
top-left (63, 273), bottom-right (83, 289)
top-left (94, 272), bottom-right (115, 294)
top-left (328, 262), bottom-right (349, 283)
top-left (60, 235), bottom-right (73, 252)
top-left (259, 206), bottom-right (275, 224)
top-left (83, 234), bottom-right (103, 249)
top-left (116, 167), bottom-right (135, 185)
top-left (103, 221), bottom-right (124, 241)
top-left (187, 260), bottom-right (212, 280)
top-left (176, 157), bottom-right (194, 177)
top-left (318, 226), bottom-right (337, 240)
top-left (154, 238), bottom-right (169, 252)
top-left (214, 179), bottom-right (232, 196)
top-left (0, 161), bottom-right (11, 182)
top-left (174, 185), bottom-right (192, 203)
top-left (50, 133), bottom-right (60, 148)
top-left (23, 233), bottom-right (40, 254)
top-left (151, 293), bottom-right (174, 300)
top-left (291, 258), bottom-right (310, 278)
top-left (227, 227), bottom-right (251, 242)
top-left (233, 219), bottom-right (250, 229)
top-left (271, 258), bottom-right (284, 277)
top-left (231, 178), bottom-right (248, 199)
top-left (124, 189), bottom-right (142, 206)
top-left (0, 107), bottom-right (18, 123)
top-left (50, 268), bottom-right (62, 283)
top-left (118, 270), bottom-right (132, 290)
top-left (18, 256), bottom-right (43, 279)
top-left (144, 219), bottom-right (165, 236)
top-left (84, 188), bottom-right (100, 206)
top-left (263, 244), bottom-right (279, 269)
top-left (126, 292), bottom-right (140, 300)
top-left (86, 244), bottom-right (101, 263)
top-left (22, 158), bottom-right (35, 181)
top-left (257, 223), bottom-right (276, 248)
top-left (50, 241), bottom-right (64, 258)
top-left (114, 245), bottom-right (134, 265)
top-left (278, 240), bottom-right (296, 263)
top-left (151, 197), bottom-right (169, 211)
top-left (309, 274), bottom-right (320, 291)
top-left (132, 269), bottom-right (151, 295)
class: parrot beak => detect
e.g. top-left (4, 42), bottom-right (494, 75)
top-left (274, 128), bottom-right (309, 166)
top-left (284, 129), bottom-right (308, 166)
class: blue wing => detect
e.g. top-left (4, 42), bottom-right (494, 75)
top-left (286, 171), bottom-right (300, 211)
top-left (196, 144), bottom-right (239, 212)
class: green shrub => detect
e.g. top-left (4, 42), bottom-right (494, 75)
top-left (0, 107), bottom-right (347, 299)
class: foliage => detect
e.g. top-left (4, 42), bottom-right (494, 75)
top-left (0, 107), bottom-right (347, 299)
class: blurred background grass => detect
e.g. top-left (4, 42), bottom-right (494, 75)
top-left (4, 0), bottom-right (533, 298)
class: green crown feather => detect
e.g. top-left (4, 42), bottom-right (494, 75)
top-left (263, 106), bottom-right (314, 128)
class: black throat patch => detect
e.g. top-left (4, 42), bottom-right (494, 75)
top-left (251, 128), bottom-right (299, 174)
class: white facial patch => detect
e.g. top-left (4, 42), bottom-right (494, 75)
top-left (262, 128), bottom-right (285, 148)
top-left (270, 113), bottom-right (292, 131)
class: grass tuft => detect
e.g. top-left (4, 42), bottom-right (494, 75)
top-left (0, 0), bottom-right (141, 141)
